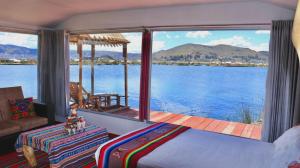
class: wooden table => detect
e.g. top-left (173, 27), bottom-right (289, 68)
top-left (15, 123), bottom-right (109, 168)
top-left (93, 93), bottom-right (124, 110)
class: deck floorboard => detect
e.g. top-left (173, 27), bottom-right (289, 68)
top-left (205, 120), bottom-right (221, 131)
top-left (110, 108), bottom-right (262, 140)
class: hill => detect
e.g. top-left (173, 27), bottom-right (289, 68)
top-left (69, 50), bottom-right (140, 61)
top-left (0, 44), bottom-right (37, 59)
top-left (152, 43), bottom-right (268, 64)
top-left (0, 44), bottom-right (140, 61)
top-left (0, 44), bottom-right (268, 66)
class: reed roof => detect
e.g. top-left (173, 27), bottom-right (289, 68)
top-left (70, 33), bottom-right (130, 46)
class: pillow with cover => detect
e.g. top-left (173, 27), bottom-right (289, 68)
top-left (271, 125), bottom-right (300, 168)
top-left (9, 97), bottom-right (35, 120)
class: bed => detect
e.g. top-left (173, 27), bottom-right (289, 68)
top-left (95, 123), bottom-right (300, 168)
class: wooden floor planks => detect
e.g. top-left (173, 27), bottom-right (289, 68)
top-left (111, 109), bottom-right (262, 140)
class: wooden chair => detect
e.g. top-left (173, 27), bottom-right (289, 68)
top-left (69, 82), bottom-right (97, 109)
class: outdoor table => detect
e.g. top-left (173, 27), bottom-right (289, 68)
top-left (15, 123), bottom-right (109, 168)
top-left (94, 93), bottom-right (124, 109)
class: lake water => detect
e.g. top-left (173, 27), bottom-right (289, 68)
top-left (0, 64), bottom-right (267, 122)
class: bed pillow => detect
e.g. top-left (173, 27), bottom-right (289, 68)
top-left (9, 97), bottom-right (35, 120)
top-left (271, 125), bottom-right (300, 168)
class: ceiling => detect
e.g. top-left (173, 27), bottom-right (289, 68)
top-left (0, 0), bottom-right (296, 28)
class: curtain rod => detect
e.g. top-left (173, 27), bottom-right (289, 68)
top-left (69, 23), bottom-right (271, 34)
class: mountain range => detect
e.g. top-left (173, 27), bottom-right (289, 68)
top-left (0, 44), bottom-right (37, 59)
top-left (0, 43), bottom-right (268, 64)
top-left (152, 43), bottom-right (268, 64)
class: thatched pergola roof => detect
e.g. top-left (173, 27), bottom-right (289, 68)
top-left (71, 33), bottom-right (130, 108)
top-left (70, 33), bottom-right (130, 46)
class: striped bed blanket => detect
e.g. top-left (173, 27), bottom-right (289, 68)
top-left (97, 122), bottom-right (190, 168)
top-left (15, 123), bottom-right (109, 168)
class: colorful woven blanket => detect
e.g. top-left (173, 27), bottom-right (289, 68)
top-left (98, 122), bottom-right (190, 168)
top-left (15, 123), bottom-right (109, 168)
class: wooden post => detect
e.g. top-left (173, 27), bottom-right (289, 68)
top-left (23, 145), bottom-right (37, 167)
top-left (123, 44), bottom-right (129, 107)
top-left (91, 44), bottom-right (95, 95)
top-left (139, 30), bottom-right (152, 121)
top-left (78, 43), bottom-right (83, 107)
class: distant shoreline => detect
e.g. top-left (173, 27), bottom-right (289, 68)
top-left (0, 62), bottom-right (268, 67)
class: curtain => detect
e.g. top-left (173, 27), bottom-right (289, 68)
top-left (139, 30), bottom-right (152, 121)
top-left (262, 20), bottom-right (300, 142)
top-left (38, 30), bottom-right (70, 123)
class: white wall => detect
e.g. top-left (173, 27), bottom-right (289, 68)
top-left (0, 20), bottom-right (45, 33)
top-left (57, 1), bottom-right (295, 31)
top-left (78, 111), bottom-right (150, 135)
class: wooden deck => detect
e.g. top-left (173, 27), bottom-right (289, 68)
top-left (111, 108), bottom-right (262, 140)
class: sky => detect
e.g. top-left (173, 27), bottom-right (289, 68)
top-left (153, 30), bottom-right (270, 52)
top-left (0, 32), bottom-right (37, 49)
top-left (0, 30), bottom-right (270, 53)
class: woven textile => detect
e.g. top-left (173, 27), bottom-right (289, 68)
top-left (98, 123), bottom-right (190, 168)
top-left (9, 97), bottom-right (35, 120)
top-left (15, 123), bottom-right (109, 168)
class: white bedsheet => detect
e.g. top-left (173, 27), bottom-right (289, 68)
top-left (96, 128), bottom-right (274, 168)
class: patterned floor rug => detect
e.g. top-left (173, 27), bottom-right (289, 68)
top-left (0, 151), bottom-right (97, 168)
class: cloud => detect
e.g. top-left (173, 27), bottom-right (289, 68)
top-left (152, 32), bottom-right (159, 37)
top-left (255, 30), bottom-right (270, 35)
top-left (123, 33), bottom-right (142, 53)
top-left (186, 31), bottom-right (211, 38)
top-left (250, 43), bottom-right (269, 51)
top-left (153, 32), bottom-right (174, 39)
top-left (166, 34), bottom-right (172, 39)
top-left (153, 32), bottom-right (166, 38)
top-left (207, 36), bottom-right (251, 47)
top-left (207, 35), bottom-right (269, 51)
top-left (70, 32), bottom-right (165, 53)
top-left (69, 44), bottom-right (77, 51)
top-left (0, 32), bottom-right (37, 48)
top-left (152, 40), bottom-right (165, 52)
top-left (76, 33), bottom-right (143, 53)
top-left (165, 33), bottom-right (180, 39)
top-left (97, 33), bottom-right (142, 53)
top-left (95, 33), bottom-right (165, 53)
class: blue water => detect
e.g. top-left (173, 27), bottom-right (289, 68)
top-left (0, 64), bottom-right (267, 121)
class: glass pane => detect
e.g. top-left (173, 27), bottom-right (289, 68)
top-left (69, 32), bottom-right (142, 119)
top-left (150, 30), bottom-right (270, 140)
top-left (0, 32), bottom-right (38, 98)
